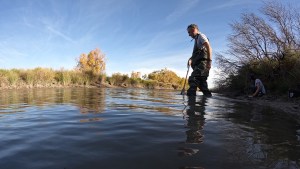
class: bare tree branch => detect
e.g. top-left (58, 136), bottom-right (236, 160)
top-left (216, 1), bottom-right (300, 89)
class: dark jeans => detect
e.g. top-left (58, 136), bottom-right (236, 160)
top-left (187, 74), bottom-right (211, 97)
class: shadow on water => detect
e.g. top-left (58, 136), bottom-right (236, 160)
top-left (0, 88), bottom-right (299, 169)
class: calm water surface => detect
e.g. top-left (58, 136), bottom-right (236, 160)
top-left (0, 88), bottom-right (299, 169)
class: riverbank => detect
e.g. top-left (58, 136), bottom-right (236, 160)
top-left (0, 68), bottom-right (184, 91)
top-left (247, 96), bottom-right (300, 121)
top-left (0, 84), bottom-right (98, 90)
top-left (220, 92), bottom-right (300, 122)
top-left (0, 81), bottom-right (178, 90)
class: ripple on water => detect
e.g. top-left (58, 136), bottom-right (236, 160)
top-left (0, 88), bottom-right (299, 169)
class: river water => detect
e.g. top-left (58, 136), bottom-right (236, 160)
top-left (0, 88), bottom-right (299, 169)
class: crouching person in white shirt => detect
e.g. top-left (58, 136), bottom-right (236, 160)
top-left (249, 75), bottom-right (266, 97)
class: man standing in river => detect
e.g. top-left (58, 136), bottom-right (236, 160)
top-left (186, 24), bottom-right (212, 97)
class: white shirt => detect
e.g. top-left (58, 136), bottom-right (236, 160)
top-left (195, 32), bottom-right (209, 50)
top-left (255, 79), bottom-right (266, 94)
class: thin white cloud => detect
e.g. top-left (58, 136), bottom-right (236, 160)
top-left (22, 16), bottom-right (35, 28)
top-left (0, 41), bottom-right (28, 58)
top-left (204, 0), bottom-right (260, 12)
top-left (166, 0), bottom-right (199, 23)
top-left (0, 46), bottom-right (28, 67)
top-left (46, 26), bottom-right (75, 43)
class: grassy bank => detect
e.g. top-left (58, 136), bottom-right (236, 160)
top-left (0, 68), bottom-right (103, 89)
top-left (0, 68), bottom-right (185, 90)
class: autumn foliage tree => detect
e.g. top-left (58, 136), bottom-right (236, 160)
top-left (77, 48), bottom-right (106, 75)
top-left (147, 68), bottom-right (184, 89)
top-left (131, 71), bottom-right (141, 79)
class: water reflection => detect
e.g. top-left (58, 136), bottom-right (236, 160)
top-left (178, 96), bottom-right (207, 159)
top-left (79, 117), bottom-right (104, 123)
top-left (219, 101), bottom-right (300, 168)
top-left (0, 88), bottom-right (106, 115)
top-left (177, 96), bottom-right (208, 169)
top-left (251, 108), bottom-right (300, 168)
top-left (0, 89), bottom-right (300, 169)
top-left (179, 166), bottom-right (204, 169)
top-left (106, 88), bottom-right (182, 115)
top-left (185, 96), bottom-right (206, 144)
top-left (75, 88), bottom-right (106, 114)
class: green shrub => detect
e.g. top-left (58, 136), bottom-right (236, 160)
top-left (71, 71), bottom-right (91, 85)
top-left (109, 73), bottom-right (129, 86)
top-left (20, 69), bottom-right (35, 85)
top-left (98, 73), bottom-right (106, 83)
top-left (130, 78), bottom-right (141, 86)
top-left (143, 80), bottom-right (158, 89)
top-left (7, 71), bottom-right (19, 86)
top-left (0, 69), bottom-right (9, 87)
top-left (55, 70), bottom-right (71, 85)
top-left (70, 71), bottom-right (83, 85)
top-left (0, 69), bottom-right (19, 86)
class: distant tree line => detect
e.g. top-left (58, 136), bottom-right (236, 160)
top-left (107, 68), bottom-right (185, 89)
top-left (215, 1), bottom-right (300, 95)
top-left (0, 48), bottom-right (185, 90)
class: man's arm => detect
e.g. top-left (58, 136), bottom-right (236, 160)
top-left (203, 42), bottom-right (212, 69)
top-left (251, 83), bottom-right (260, 97)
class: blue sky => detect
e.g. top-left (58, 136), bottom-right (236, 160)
top-left (0, 0), bottom-right (298, 86)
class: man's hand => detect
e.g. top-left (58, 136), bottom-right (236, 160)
top-left (187, 59), bottom-right (192, 68)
